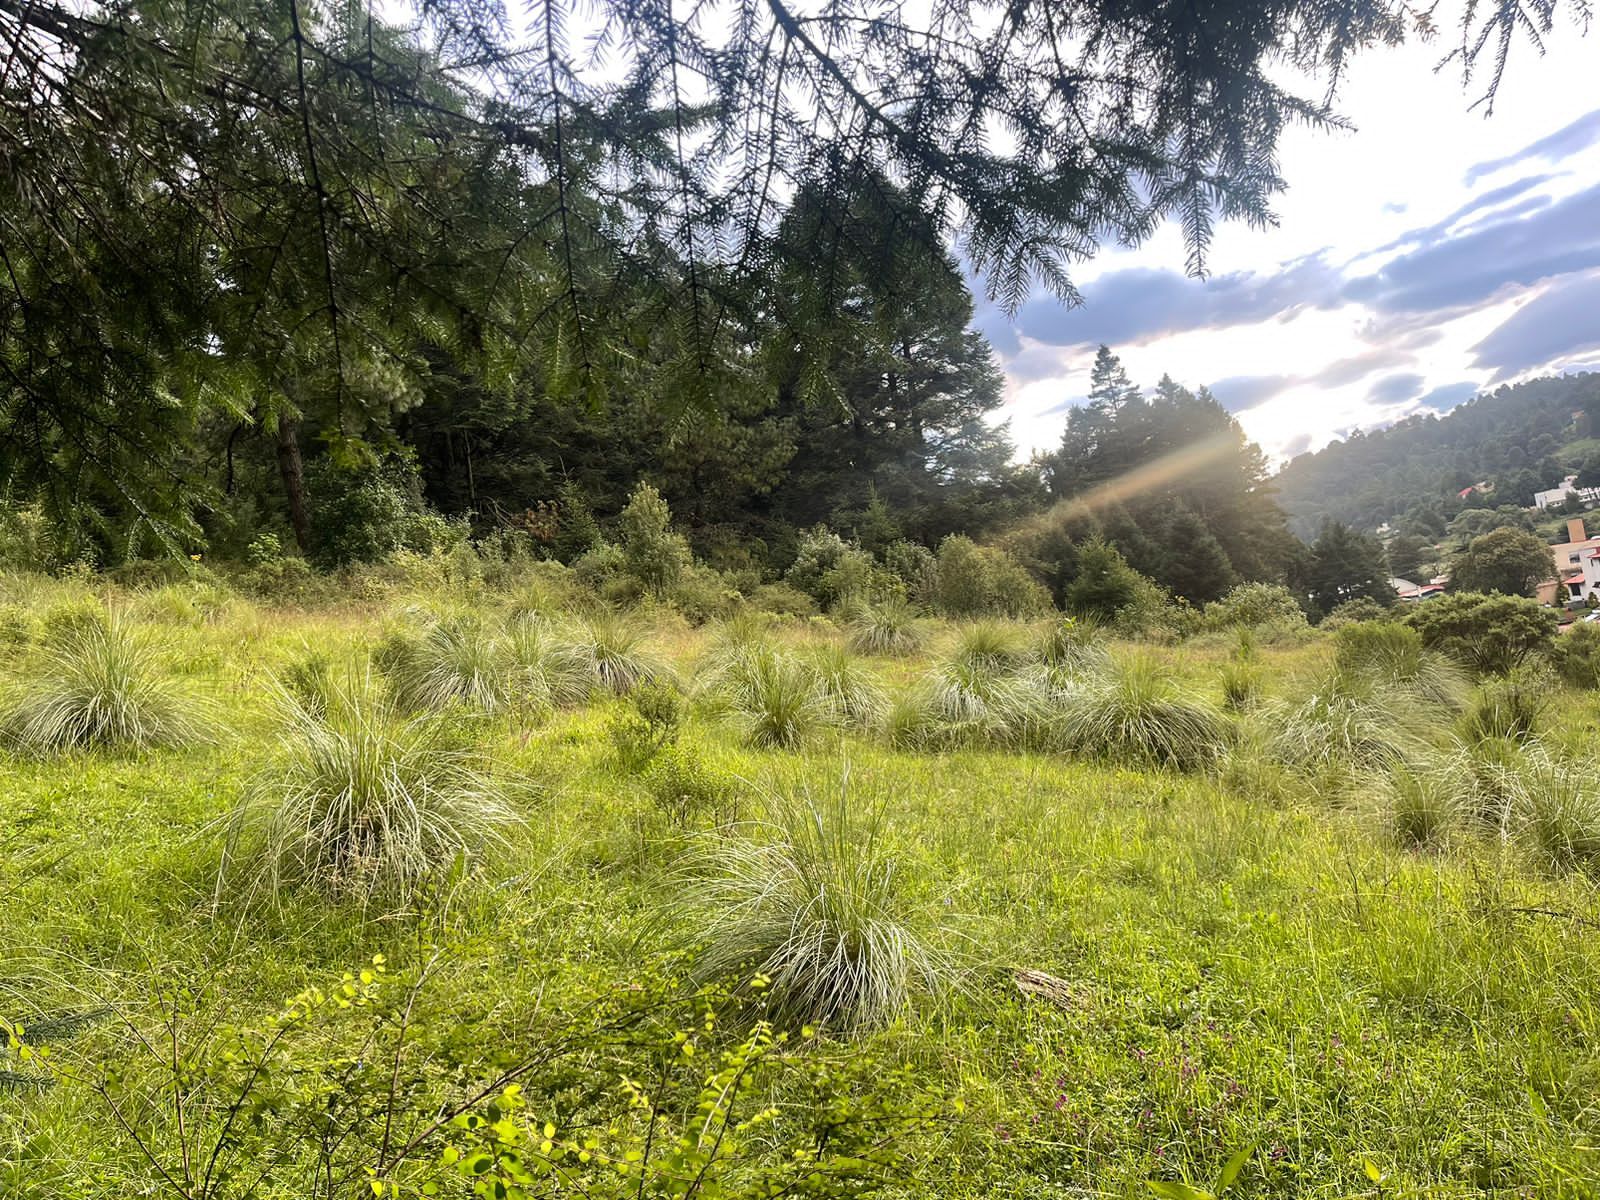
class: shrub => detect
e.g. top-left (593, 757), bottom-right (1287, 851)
top-left (1320, 596), bottom-right (1393, 629)
top-left (644, 744), bottom-right (738, 827)
top-left (882, 539), bottom-right (938, 601)
top-left (785, 529), bottom-right (882, 611)
top-left (618, 482), bottom-right (691, 596)
top-left (1056, 655), bottom-right (1230, 769)
top-left (667, 564), bottom-right (740, 624)
top-left (575, 613), bottom-right (665, 695)
top-left (1063, 538), bottom-right (1141, 621)
top-left (685, 783), bottom-right (946, 1029)
top-left (932, 535), bottom-right (1049, 619)
top-left (1203, 581), bottom-right (1307, 630)
top-left (608, 680), bottom-right (685, 772)
top-left (1552, 621), bottom-right (1600, 688)
top-left (221, 672), bottom-right (518, 902)
top-left (306, 458), bottom-right (457, 569)
top-left (2, 616), bottom-right (211, 754)
top-left (847, 599), bottom-right (926, 656)
top-left (1404, 591), bottom-right (1556, 674)
top-left (1460, 665), bottom-right (1550, 743)
top-left (747, 582), bottom-right (817, 618)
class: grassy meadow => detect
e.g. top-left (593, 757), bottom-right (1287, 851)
top-left (3, 566), bottom-right (1600, 1198)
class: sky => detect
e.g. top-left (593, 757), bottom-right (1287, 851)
top-left (971, 30), bottom-right (1600, 468)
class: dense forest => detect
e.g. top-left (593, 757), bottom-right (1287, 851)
top-left (1273, 374), bottom-right (1600, 538)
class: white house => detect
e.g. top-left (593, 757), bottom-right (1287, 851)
top-left (1548, 518), bottom-right (1600, 604)
top-left (1534, 473), bottom-right (1600, 511)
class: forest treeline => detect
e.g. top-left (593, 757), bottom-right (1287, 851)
top-left (1274, 374), bottom-right (1600, 538)
top-left (1, 0), bottom-right (1581, 621)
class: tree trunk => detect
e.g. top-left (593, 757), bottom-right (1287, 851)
top-left (276, 415), bottom-right (312, 554)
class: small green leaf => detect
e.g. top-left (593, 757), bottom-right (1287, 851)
top-left (1363, 1158), bottom-right (1385, 1183)
top-left (1217, 1144), bottom-right (1254, 1192)
top-left (1147, 1182), bottom-right (1216, 1200)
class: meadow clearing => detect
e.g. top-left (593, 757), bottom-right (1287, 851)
top-left (2, 564), bottom-right (1600, 1199)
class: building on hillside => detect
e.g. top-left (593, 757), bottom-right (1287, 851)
top-left (1393, 575), bottom-right (1447, 601)
top-left (1538, 517), bottom-right (1600, 605)
top-left (1534, 473), bottom-right (1600, 511)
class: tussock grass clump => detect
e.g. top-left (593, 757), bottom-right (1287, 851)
top-left (808, 643), bottom-right (887, 727)
top-left (504, 615), bottom-right (594, 713)
top-left (381, 614), bottom-right (509, 712)
top-left (1460, 666), bottom-right (1550, 743)
top-left (1037, 616), bottom-right (1110, 677)
top-left (1057, 654), bottom-right (1230, 769)
top-left (1381, 764), bottom-right (1462, 849)
top-left (846, 599), bottom-right (926, 657)
top-left (1218, 660), bottom-right (1262, 712)
top-left (719, 647), bottom-right (834, 749)
top-left (222, 672), bottom-right (519, 902)
top-left (949, 620), bottom-right (1028, 674)
top-left (1506, 748), bottom-right (1600, 874)
top-left (1334, 622), bottom-right (1468, 709)
top-left (685, 782), bottom-right (946, 1030)
top-left (575, 613), bottom-right (666, 695)
top-left (2, 616), bottom-right (211, 754)
top-left (1263, 671), bottom-right (1423, 776)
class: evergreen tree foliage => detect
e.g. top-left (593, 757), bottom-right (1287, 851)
top-left (1304, 519), bottom-right (1391, 616)
top-left (0, 0), bottom-right (1576, 552)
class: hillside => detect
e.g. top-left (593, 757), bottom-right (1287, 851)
top-left (1272, 374), bottom-right (1600, 538)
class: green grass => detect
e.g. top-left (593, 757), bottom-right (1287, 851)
top-left (4, 580), bottom-right (1600, 1197)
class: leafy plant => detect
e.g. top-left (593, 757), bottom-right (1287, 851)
top-left (1147, 1144), bottom-right (1253, 1200)
top-left (1, 615), bottom-right (211, 754)
top-left (685, 780), bottom-right (948, 1030)
top-left (608, 679), bottom-right (685, 772)
top-left (221, 672), bottom-right (519, 903)
top-left (643, 743), bottom-right (738, 827)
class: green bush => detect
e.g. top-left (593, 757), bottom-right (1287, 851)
top-left (784, 528), bottom-right (883, 611)
top-left (1552, 621), bottom-right (1600, 688)
top-left (643, 743), bottom-right (738, 826)
top-left (1203, 581), bottom-right (1307, 630)
top-left (932, 535), bottom-right (1049, 619)
top-left (746, 582), bottom-right (818, 618)
top-left (1404, 592), bottom-right (1556, 674)
top-left (667, 564), bottom-right (741, 625)
top-left (1063, 538), bottom-right (1140, 621)
top-left (1320, 596), bottom-right (1393, 629)
top-left (618, 481), bottom-right (692, 596)
top-left (307, 458), bottom-right (462, 569)
top-left (608, 679), bottom-right (685, 772)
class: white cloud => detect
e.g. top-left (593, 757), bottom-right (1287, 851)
top-left (984, 30), bottom-right (1600, 465)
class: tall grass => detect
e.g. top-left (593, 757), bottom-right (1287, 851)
top-left (807, 643), bottom-right (888, 727)
top-left (1263, 671), bottom-right (1424, 775)
top-left (719, 647), bottom-right (834, 749)
top-left (1381, 764), bottom-right (1461, 849)
top-left (1506, 748), bottom-right (1600, 874)
top-left (221, 671), bottom-right (519, 902)
top-left (1037, 616), bottom-right (1110, 677)
top-left (846, 599), bottom-right (926, 656)
top-left (576, 613), bottom-right (666, 695)
top-left (1334, 622), bottom-right (1468, 709)
top-left (1057, 655), bottom-right (1230, 769)
top-left (684, 780), bottom-right (947, 1030)
top-left (949, 621), bottom-right (1028, 674)
top-left (504, 615), bottom-right (594, 713)
top-left (1460, 666), bottom-right (1549, 743)
top-left (1, 616), bottom-right (211, 754)
top-left (381, 614), bottom-right (509, 712)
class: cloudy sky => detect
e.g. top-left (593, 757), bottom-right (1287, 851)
top-left (973, 31), bottom-right (1600, 467)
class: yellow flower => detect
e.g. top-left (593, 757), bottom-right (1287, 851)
top-left (189, 553), bottom-right (202, 561)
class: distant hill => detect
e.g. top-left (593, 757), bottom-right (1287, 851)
top-left (1272, 374), bottom-right (1600, 539)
